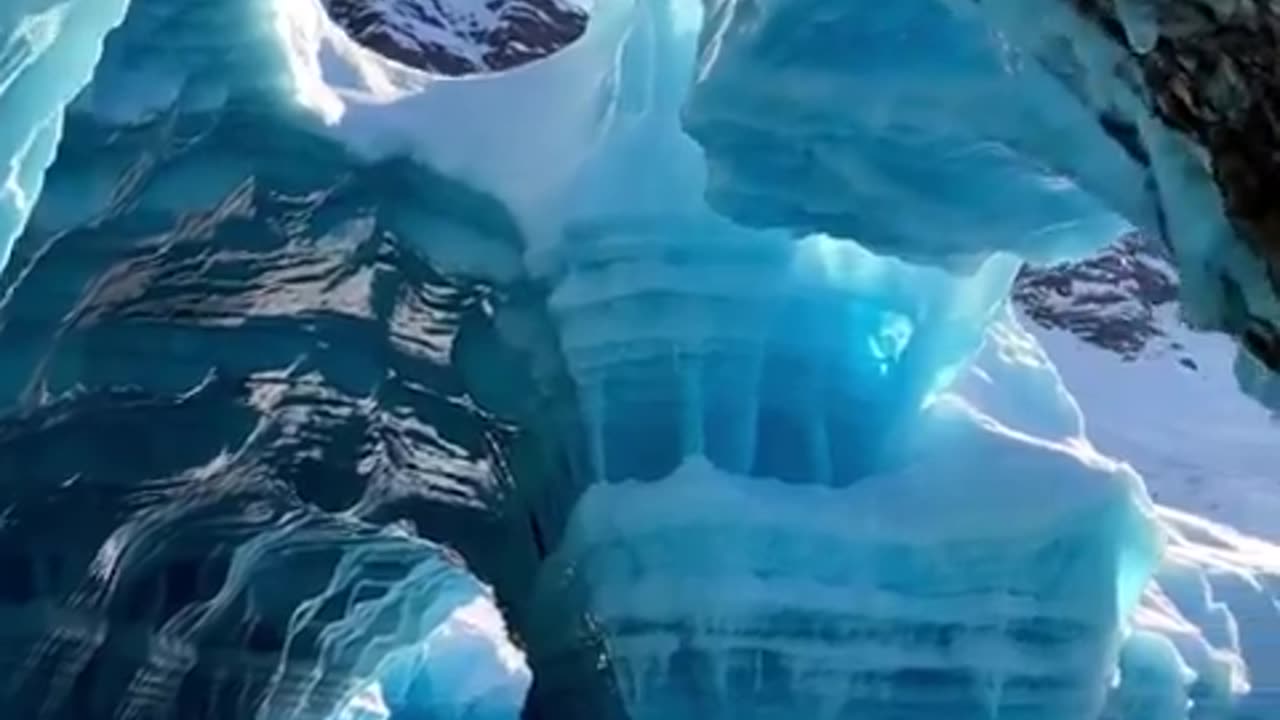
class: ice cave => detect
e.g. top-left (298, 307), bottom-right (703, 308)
top-left (2, 0), bottom-right (1280, 719)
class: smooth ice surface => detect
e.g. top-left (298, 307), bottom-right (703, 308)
top-left (974, 0), bottom-right (1280, 408)
top-left (690, 0), bottom-right (1280, 408)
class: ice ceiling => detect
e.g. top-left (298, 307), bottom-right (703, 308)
top-left (1, 0), bottom-right (1278, 719)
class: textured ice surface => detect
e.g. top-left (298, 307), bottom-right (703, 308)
top-left (531, 311), bottom-right (1160, 720)
top-left (0, 0), bottom-right (1274, 719)
top-left (689, 0), bottom-right (1280, 408)
top-left (1, 3), bottom-right (541, 718)
top-left (514, 4), bottom-right (1168, 718)
top-left (688, 0), bottom-right (1143, 266)
top-left (0, 0), bottom-right (129, 272)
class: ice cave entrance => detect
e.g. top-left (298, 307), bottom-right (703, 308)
top-left (332, 598), bottom-right (531, 720)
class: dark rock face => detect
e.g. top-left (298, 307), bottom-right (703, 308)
top-left (1083, 1), bottom-right (1280, 253)
top-left (1014, 234), bottom-right (1182, 359)
top-left (322, 0), bottom-right (588, 74)
top-left (1070, 0), bottom-right (1280, 367)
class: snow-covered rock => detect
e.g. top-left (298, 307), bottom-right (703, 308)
top-left (1015, 234), bottom-right (1182, 361)
top-left (322, 0), bottom-right (586, 74)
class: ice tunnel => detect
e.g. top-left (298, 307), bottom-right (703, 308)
top-left (0, 0), bottom-right (1278, 719)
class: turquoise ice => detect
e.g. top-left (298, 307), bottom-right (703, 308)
top-left (0, 0), bottom-right (1271, 718)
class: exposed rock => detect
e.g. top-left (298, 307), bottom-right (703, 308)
top-left (1015, 234), bottom-right (1183, 359)
top-left (1071, 0), bottom-right (1280, 366)
top-left (322, 0), bottom-right (587, 74)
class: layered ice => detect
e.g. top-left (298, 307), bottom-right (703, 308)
top-left (2, 3), bottom-right (541, 718)
top-left (1, 0), bottom-right (1276, 719)
top-left (519, 3), bottom-right (1168, 718)
top-left (688, 0), bottom-right (1280, 407)
top-left (530, 311), bottom-right (1161, 719)
top-left (688, 0), bottom-right (1145, 266)
top-left (0, 0), bottom-right (129, 272)
top-left (0, 445), bottom-right (531, 720)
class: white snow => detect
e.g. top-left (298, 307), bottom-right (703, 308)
top-left (1029, 306), bottom-right (1280, 715)
top-left (276, 0), bottom-right (623, 242)
top-left (1029, 306), bottom-right (1280, 542)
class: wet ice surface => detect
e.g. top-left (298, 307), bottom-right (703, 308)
top-left (2, 0), bottom-right (1279, 719)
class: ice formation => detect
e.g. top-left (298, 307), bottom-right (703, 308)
top-left (691, 0), bottom-right (1280, 409)
top-left (534, 310), bottom-right (1163, 718)
top-left (0, 0), bottom-right (1278, 719)
top-left (0, 0), bottom-right (129, 273)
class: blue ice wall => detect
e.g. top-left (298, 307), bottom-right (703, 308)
top-left (529, 0), bottom-right (1022, 489)
top-left (0, 0), bottom-right (129, 271)
top-left (689, 0), bottom-right (1280, 410)
top-left (0, 0), bottom-right (1244, 718)
top-left (687, 0), bottom-right (1143, 267)
top-left (1, 2), bottom-right (550, 719)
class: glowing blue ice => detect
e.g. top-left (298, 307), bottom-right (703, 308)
top-left (520, 4), bottom-right (1165, 718)
top-left (0, 0), bottom-right (129, 271)
top-left (688, 0), bottom-right (1145, 266)
top-left (0, 0), bottom-right (1273, 718)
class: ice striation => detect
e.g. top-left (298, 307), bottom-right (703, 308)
top-left (0, 1), bottom-right (1278, 719)
top-left (0, 140), bottom-right (541, 720)
top-left (532, 309), bottom-right (1161, 719)
top-left (0, 0), bottom-right (129, 279)
top-left (0, 3), bottom-right (554, 718)
top-left (690, 0), bottom-right (1280, 409)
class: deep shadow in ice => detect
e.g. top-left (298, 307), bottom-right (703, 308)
top-left (0, 107), bottom-right (616, 719)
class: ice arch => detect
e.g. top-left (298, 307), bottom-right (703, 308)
top-left (0, 0), bottom-right (1272, 719)
top-left (689, 0), bottom-right (1280, 408)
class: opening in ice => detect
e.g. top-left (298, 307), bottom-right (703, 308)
top-left (1, 0), bottom-right (1278, 720)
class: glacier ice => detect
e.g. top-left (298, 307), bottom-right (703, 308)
top-left (0, 445), bottom-right (532, 720)
top-left (519, 3), bottom-right (1165, 718)
top-left (0, 0), bottom-right (1278, 719)
top-left (336, 597), bottom-right (531, 720)
top-left (0, 0), bottom-right (129, 274)
top-left (690, 0), bottom-right (1280, 409)
top-left (688, 0), bottom-right (1145, 265)
top-left (1, 4), bottom-right (543, 717)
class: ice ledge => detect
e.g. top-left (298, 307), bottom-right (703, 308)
top-left (689, 0), bottom-right (1280, 409)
